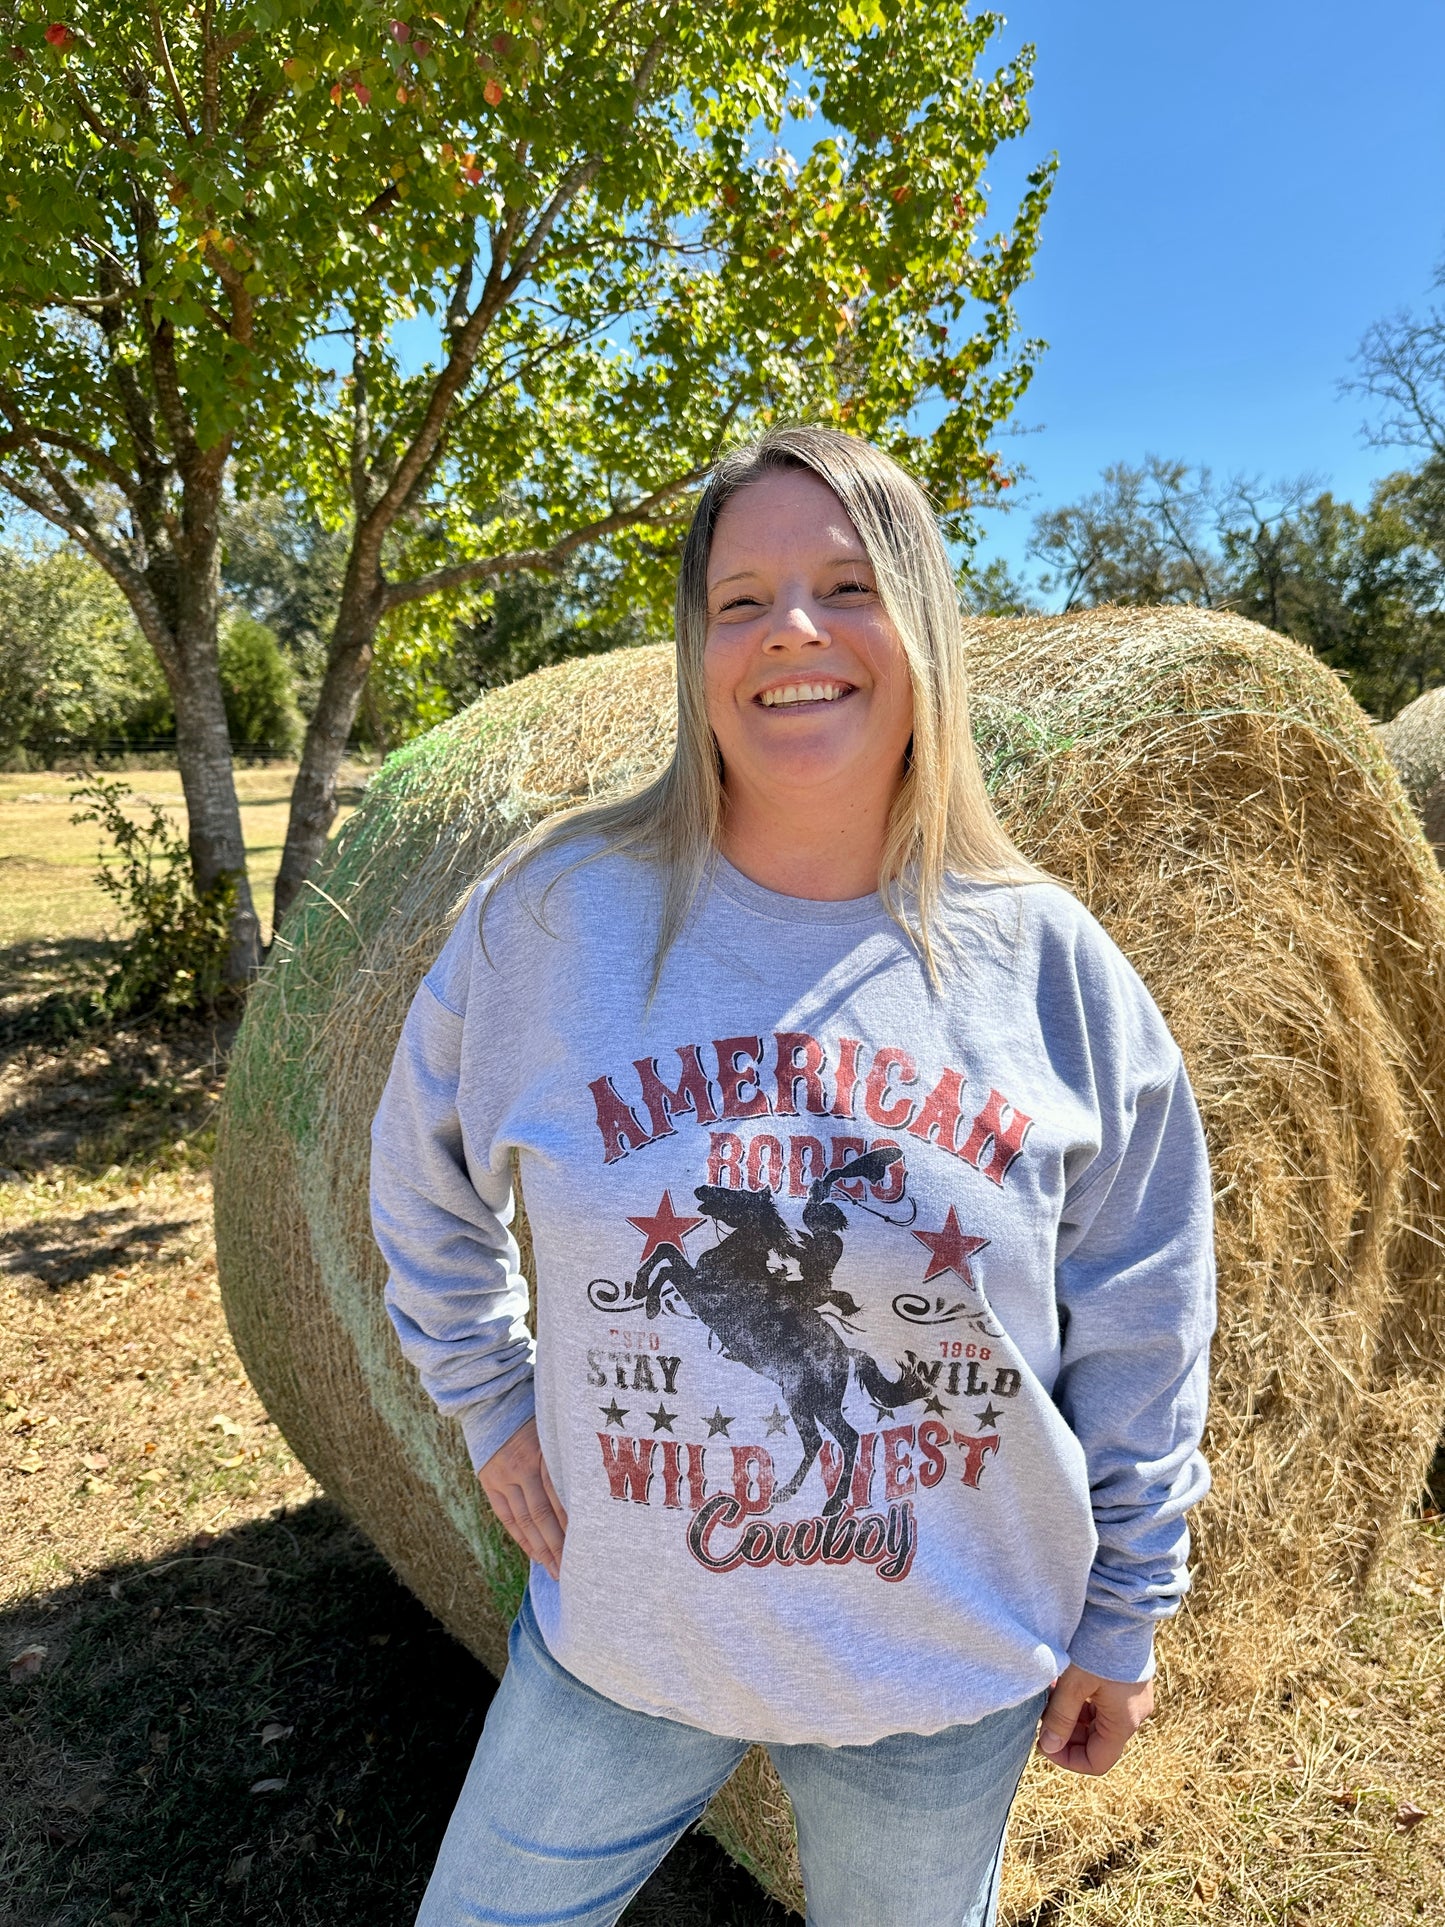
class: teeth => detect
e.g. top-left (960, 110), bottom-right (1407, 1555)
top-left (760, 683), bottom-right (845, 706)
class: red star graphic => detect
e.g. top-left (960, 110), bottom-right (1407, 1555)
top-left (911, 1207), bottom-right (989, 1285)
top-left (626, 1190), bottom-right (706, 1265)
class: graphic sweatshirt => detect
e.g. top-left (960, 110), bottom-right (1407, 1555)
top-left (370, 845), bottom-right (1216, 1748)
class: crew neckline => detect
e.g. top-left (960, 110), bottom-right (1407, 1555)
top-left (708, 852), bottom-right (892, 926)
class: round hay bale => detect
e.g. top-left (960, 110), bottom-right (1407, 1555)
top-left (215, 607), bottom-right (1445, 1917)
top-left (1377, 684), bottom-right (1445, 806)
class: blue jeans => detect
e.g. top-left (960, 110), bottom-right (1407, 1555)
top-left (416, 1586), bottom-right (1047, 1927)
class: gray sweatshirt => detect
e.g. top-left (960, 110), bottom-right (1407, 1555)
top-left (370, 845), bottom-right (1215, 1747)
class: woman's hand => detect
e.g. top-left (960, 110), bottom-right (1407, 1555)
top-left (477, 1417), bottom-right (568, 1582)
top-left (1036, 1664), bottom-right (1154, 1776)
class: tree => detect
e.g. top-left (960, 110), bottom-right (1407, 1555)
top-left (220, 495), bottom-right (348, 713)
top-left (1027, 458), bottom-right (1230, 610)
top-left (958, 554), bottom-right (1037, 617)
top-left (0, 541), bottom-right (154, 762)
top-left (1237, 479), bottom-right (1445, 719)
top-left (259, 1), bottom-right (1057, 928)
top-left (217, 611), bottom-right (303, 752)
top-left (0, 3), bottom-right (374, 970)
top-left (358, 550), bottom-right (654, 752)
top-left (1021, 457), bottom-right (1444, 720)
top-left (0, 0), bottom-right (1054, 963)
top-left (1344, 259), bottom-right (1445, 462)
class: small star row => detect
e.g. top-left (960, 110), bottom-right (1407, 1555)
top-left (599, 1398), bottom-right (1005, 1436)
top-left (599, 1400), bottom-right (792, 1438)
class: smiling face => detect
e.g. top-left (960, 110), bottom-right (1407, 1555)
top-left (702, 468), bottom-right (916, 837)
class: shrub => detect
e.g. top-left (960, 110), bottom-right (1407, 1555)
top-left (69, 775), bottom-right (237, 1021)
top-left (219, 612), bottom-right (303, 754)
top-left (0, 545), bottom-right (163, 760)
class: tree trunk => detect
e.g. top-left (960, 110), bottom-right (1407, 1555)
top-left (164, 468), bottom-right (262, 981)
top-left (170, 644), bottom-right (263, 979)
top-left (272, 590), bottom-right (381, 935)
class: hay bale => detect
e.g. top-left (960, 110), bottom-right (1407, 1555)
top-left (1377, 686), bottom-right (1445, 858)
top-left (1377, 684), bottom-right (1445, 805)
top-left (214, 607), bottom-right (1445, 1917)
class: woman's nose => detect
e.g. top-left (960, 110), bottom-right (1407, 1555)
top-left (763, 600), bottom-right (828, 650)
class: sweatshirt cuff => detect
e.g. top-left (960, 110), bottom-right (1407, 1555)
top-left (1066, 1602), bottom-right (1159, 1685)
top-left (459, 1377), bottom-right (537, 1474)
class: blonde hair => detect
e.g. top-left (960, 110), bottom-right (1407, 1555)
top-left (491, 424), bottom-right (1041, 984)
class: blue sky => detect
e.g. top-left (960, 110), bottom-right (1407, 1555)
top-left (968, 0), bottom-right (1445, 585)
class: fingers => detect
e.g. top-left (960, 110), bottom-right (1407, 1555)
top-left (1037, 1666), bottom-right (1091, 1760)
top-left (1038, 1666), bottom-right (1154, 1777)
top-left (518, 1460), bottom-right (567, 1574)
top-left (483, 1468), bottom-right (565, 1580)
top-left (477, 1420), bottom-right (568, 1581)
top-left (1078, 1696), bottom-right (1135, 1776)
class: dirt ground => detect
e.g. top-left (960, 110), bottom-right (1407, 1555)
top-left (0, 1018), bottom-right (780, 1926)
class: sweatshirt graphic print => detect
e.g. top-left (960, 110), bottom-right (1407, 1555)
top-left (370, 850), bottom-right (1216, 1747)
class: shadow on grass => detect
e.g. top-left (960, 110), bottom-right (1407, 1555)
top-left (1, 1499), bottom-right (788, 1927)
top-left (0, 1206), bottom-right (202, 1288)
top-left (0, 936), bottom-right (114, 1026)
top-left (0, 1012), bottom-right (235, 1179)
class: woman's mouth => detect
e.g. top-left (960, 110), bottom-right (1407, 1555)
top-left (755, 681), bottom-right (855, 708)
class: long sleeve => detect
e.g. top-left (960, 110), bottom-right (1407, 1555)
top-left (370, 973), bottom-right (536, 1474)
top-left (1052, 1055), bottom-right (1216, 1684)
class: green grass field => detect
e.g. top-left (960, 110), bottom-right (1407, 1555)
top-left (0, 764), bottom-right (373, 951)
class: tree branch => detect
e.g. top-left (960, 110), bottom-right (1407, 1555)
top-left (0, 387), bottom-right (121, 548)
top-left (364, 30), bottom-right (672, 538)
top-left (359, 181), bottom-right (400, 230)
top-left (146, 315), bottom-right (194, 462)
top-left (57, 291), bottom-right (132, 313)
top-left (378, 467), bottom-right (706, 613)
top-left (0, 427), bottom-right (137, 498)
top-left (236, 79), bottom-right (279, 151)
top-left (348, 343), bottom-right (374, 517)
top-left (63, 74), bottom-right (128, 149)
top-left (0, 459), bottom-right (144, 600)
top-left (76, 236), bottom-right (141, 297)
top-left (200, 0), bottom-right (220, 142)
top-left (150, 0), bottom-right (196, 140)
top-left (96, 266), bottom-right (169, 497)
top-left (201, 239), bottom-right (256, 346)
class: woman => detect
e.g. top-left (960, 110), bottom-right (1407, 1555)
top-left (370, 426), bottom-right (1216, 1927)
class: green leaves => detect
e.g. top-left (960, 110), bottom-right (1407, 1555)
top-left (0, 0), bottom-right (1055, 814)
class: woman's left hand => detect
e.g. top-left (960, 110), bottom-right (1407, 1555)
top-left (1035, 1664), bottom-right (1154, 1775)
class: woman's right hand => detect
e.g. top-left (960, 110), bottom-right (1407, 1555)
top-left (477, 1417), bottom-right (568, 1581)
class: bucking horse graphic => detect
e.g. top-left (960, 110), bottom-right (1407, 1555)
top-left (596, 1148), bottom-right (925, 1516)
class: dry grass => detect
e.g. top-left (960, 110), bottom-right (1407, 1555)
top-left (1000, 1550), bottom-right (1445, 1923)
top-left (1377, 688), bottom-right (1445, 809)
top-left (0, 762), bottom-right (373, 956)
top-left (0, 1032), bottom-right (779, 1925)
top-left (1, 1162), bottom-right (313, 1606)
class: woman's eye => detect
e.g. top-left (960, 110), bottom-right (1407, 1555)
top-left (831, 580), bottom-right (871, 595)
top-left (718, 594), bottom-right (760, 612)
